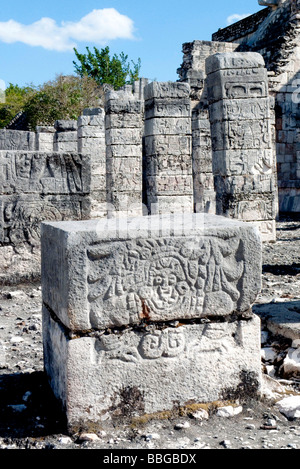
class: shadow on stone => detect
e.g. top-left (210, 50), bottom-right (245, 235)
top-left (0, 371), bottom-right (67, 439)
top-left (262, 264), bottom-right (300, 276)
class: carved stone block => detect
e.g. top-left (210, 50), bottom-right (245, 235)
top-left (0, 151), bottom-right (90, 195)
top-left (144, 117), bottom-right (191, 137)
top-left (41, 213), bottom-right (262, 332)
top-left (43, 306), bottom-right (262, 429)
top-left (144, 82), bottom-right (190, 100)
top-left (145, 98), bottom-right (191, 119)
top-left (0, 130), bottom-right (36, 151)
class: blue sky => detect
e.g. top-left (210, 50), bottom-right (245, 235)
top-left (0, 0), bottom-right (265, 89)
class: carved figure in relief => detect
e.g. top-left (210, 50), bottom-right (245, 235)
top-left (96, 323), bottom-right (240, 364)
top-left (2, 199), bottom-right (63, 246)
top-left (15, 153), bottom-right (32, 179)
top-left (87, 237), bottom-right (244, 326)
top-left (0, 152), bottom-right (83, 193)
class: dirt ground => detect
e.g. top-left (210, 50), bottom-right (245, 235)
top-left (1, 216), bottom-right (300, 453)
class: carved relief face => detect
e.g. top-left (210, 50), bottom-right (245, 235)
top-left (149, 257), bottom-right (189, 309)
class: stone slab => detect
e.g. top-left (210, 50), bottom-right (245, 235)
top-left (0, 130), bottom-right (36, 151)
top-left (147, 195), bottom-right (194, 215)
top-left (209, 98), bottom-right (272, 122)
top-left (144, 82), bottom-right (190, 101)
top-left (41, 213), bottom-right (262, 331)
top-left (144, 118), bottom-right (191, 137)
top-left (144, 135), bottom-right (191, 157)
top-left (43, 307), bottom-right (262, 429)
top-left (1, 194), bottom-right (91, 246)
top-left (0, 151), bottom-right (90, 195)
top-left (205, 52), bottom-right (266, 76)
top-left (254, 300), bottom-right (300, 342)
top-left (144, 99), bottom-right (191, 119)
top-left (146, 175), bottom-right (193, 196)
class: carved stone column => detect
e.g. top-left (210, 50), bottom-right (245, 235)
top-left (206, 52), bottom-right (278, 242)
top-left (105, 89), bottom-right (143, 218)
top-left (144, 82), bottom-right (193, 214)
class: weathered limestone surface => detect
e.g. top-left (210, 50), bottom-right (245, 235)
top-left (144, 82), bottom-right (193, 214)
top-left (77, 108), bottom-right (106, 218)
top-left (177, 41), bottom-right (239, 214)
top-left (41, 212), bottom-right (262, 427)
top-left (41, 213), bottom-right (262, 331)
top-left (35, 126), bottom-right (56, 152)
top-left (0, 129), bottom-right (36, 151)
top-left (206, 52), bottom-right (278, 242)
top-left (0, 151), bottom-right (91, 283)
top-left (43, 306), bottom-right (261, 429)
top-left (53, 120), bottom-right (78, 153)
top-left (105, 89), bottom-right (143, 218)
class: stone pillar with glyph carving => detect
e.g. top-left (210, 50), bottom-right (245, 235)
top-left (41, 212), bottom-right (262, 429)
top-left (144, 82), bottom-right (194, 214)
top-left (206, 52), bottom-right (278, 242)
top-left (77, 108), bottom-right (106, 218)
top-left (105, 89), bottom-right (143, 218)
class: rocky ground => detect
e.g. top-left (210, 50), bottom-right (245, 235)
top-left (1, 217), bottom-right (300, 453)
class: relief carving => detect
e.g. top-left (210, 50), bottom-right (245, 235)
top-left (0, 152), bottom-right (85, 194)
top-left (96, 323), bottom-right (239, 364)
top-left (87, 236), bottom-right (245, 327)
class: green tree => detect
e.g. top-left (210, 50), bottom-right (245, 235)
top-left (0, 83), bottom-right (36, 128)
top-left (23, 74), bottom-right (102, 129)
top-left (73, 46), bottom-right (141, 90)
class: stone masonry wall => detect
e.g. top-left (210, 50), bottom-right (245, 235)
top-left (0, 150), bottom-right (91, 284)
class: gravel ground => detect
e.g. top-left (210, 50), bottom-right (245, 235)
top-left (1, 217), bottom-right (300, 452)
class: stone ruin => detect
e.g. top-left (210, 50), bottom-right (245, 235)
top-left (1, 0), bottom-right (299, 428)
top-left (41, 213), bottom-right (262, 429)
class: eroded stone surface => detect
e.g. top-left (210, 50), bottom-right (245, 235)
top-left (206, 52), bottom-right (278, 242)
top-left (43, 306), bottom-right (262, 429)
top-left (41, 213), bottom-right (262, 331)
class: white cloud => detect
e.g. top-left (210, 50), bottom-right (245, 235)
top-left (226, 13), bottom-right (251, 26)
top-left (0, 9), bottom-right (136, 52)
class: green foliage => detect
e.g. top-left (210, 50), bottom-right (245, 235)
top-left (0, 83), bottom-right (36, 128)
top-left (24, 74), bottom-right (102, 129)
top-left (24, 74), bottom-right (101, 129)
top-left (73, 46), bottom-right (141, 90)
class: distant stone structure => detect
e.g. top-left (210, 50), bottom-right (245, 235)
top-left (211, 0), bottom-right (300, 213)
top-left (2, 0), bottom-right (300, 284)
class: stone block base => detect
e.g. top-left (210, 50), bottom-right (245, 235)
top-left (43, 306), bottom-right (262, 431)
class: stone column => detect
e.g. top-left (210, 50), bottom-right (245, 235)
top-left (35, 126), bottom-right (55, 151)
top-left (77, 108), bottom-right (106, 218)
top-left (206, 52), bottom-right (278, 242)
top-left (105, 89), bottom-right (143, 218)
top-left (177, 41), bottom-right (239, 214)
top-left (54, 120), bottom-right (78, 152)
top-left (144, 82), bottom-right (193, 214)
